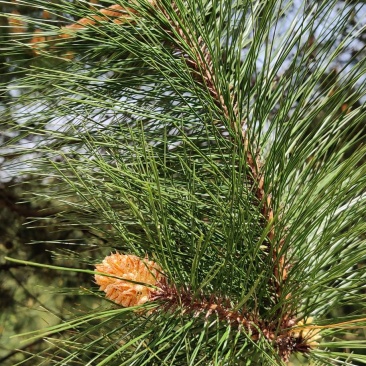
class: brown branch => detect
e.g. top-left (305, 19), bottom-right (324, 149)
top-left (158, 1), bottom-right (289, 316)
top-left (151, 279), bottom-right (313, 361)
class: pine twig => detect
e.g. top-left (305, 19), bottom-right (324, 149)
top-left (158, 0), bottom-right (289, 318)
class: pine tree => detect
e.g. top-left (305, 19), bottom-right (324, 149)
top-left (1, 0), bottom-right (366, 365)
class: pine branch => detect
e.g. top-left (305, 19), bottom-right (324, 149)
top-left (157, 0), bottom-right (289, 326)
top-left (151, 278), bottom-right (313, 361)
top-left (2, 0), bottom-right (366, 364)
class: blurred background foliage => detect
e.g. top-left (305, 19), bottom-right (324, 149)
top-left (0, 179), bottom-right (107, 364)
